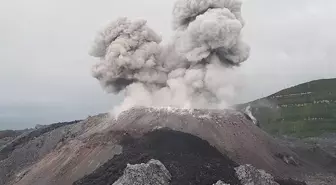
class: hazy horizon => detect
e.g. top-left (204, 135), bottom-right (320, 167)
top-left (1, 0), bottom-right (335, 130)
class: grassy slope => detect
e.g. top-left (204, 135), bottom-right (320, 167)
top-left (242, 78), bottom-right (336, 138)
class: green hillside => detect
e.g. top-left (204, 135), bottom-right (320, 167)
top-left (242, 78), bottom-right (336, 138)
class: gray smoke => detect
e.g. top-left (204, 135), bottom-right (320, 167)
top-left (90, 0), bottom-right (250, 115)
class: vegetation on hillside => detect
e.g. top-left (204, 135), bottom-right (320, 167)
top-left (242, 78), bottom-right (336, 138)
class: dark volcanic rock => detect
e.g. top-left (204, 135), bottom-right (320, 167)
top-left (235, 164), bottom-right (279, 185)
top-left (0, 120), bottom-right (81, 161)
top-left (2, 114), bottom-right (124, 185)
top-left (234, 164), bottom-right (307, 185)
top-left (0, 108), bottom-right (329, 185)
top-left (109, 107), bottom-right (316, 178)
top-left (0, 130), bottom-right (25, 148)
top-left (0, 120), bottom-right (82, 185)
top-left (213, 181), bottom-right (230, 185)
top-left (0, 130), bottom-right (23, 140)
top-left (274, 179), bottom-right (307, 185)
top-left (74, 129), bottom-right (242, 185)
top-left (112, 159), bottom-right (171, 185)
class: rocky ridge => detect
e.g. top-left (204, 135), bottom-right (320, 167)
top-left (0, 107), bottom-right (334, 185)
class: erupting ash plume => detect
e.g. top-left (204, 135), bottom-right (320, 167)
top-left (90, 0), bottom-right (250, 115)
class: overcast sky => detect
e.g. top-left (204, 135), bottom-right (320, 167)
top-left (1, 0), bottom-right (335, 129)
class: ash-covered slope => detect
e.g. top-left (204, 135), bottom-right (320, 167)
top-left (0, 130), bottom-right (25, 148)
top-left (110, 107), bottom-right (313, 178)
top-left (0, 108), bottom-right (332, 185)
top-left (0, 115), bottom-right (113, 185)
top-left (74, 129), bottom-right (242, 185)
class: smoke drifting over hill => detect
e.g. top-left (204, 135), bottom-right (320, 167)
top-left (90, 0), bottom-right (250, 115)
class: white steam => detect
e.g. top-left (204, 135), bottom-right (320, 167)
top-left (90, 0), bottom-right (250, 115)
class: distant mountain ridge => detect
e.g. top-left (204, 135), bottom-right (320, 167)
top-left (241, 78), bottom-right (336, 138)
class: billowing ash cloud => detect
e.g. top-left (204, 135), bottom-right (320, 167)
top-left (90, 0), bottom-right (250, 115)
top-left (90, 18), bottom-right (165, 93)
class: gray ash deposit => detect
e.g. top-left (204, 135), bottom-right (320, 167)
top-left (0, 108), bottom-right (333, 185)
top-left (74, 129), bottom-right (242, 185)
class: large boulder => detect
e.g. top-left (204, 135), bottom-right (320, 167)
top-left (112, 159), bottom-right (171, 185)
top-left (235, 164), bottom-right (279, 185)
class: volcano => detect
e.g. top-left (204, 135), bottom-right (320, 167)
top-left (1, 107), bottom-right (334, 185)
